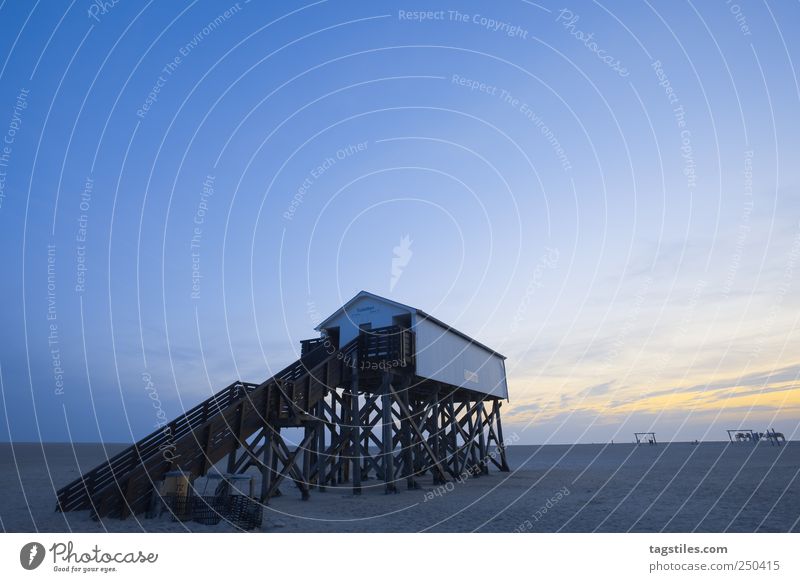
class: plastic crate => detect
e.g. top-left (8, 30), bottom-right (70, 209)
top-left (161, 494), bottom-right (262, 529)
top-left (191, 496), bottom-right (228, 526)
top-left (225, 495), bottom-right (263, 530)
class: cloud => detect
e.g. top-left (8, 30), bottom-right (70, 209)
top-left (507, 402), bottom-right (540, 415)
top-left (579, 380), bottom-right (615, 397)
top-left (631, 363), bottom-right (800, 402)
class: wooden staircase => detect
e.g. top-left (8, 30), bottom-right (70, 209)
top-left (56, 338), bottom-right (355, 518)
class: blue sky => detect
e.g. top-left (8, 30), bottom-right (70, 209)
top-left (0, 0), bottom-right (798, 445)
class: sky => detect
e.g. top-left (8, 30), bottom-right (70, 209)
top-left (0, 0), bottom-right (798, 445)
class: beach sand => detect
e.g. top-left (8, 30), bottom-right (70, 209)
top-left (1, 442), bottom-right (798, 532)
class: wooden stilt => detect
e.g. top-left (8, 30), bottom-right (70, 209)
top-left (316, 401), bottom-right (327, 492)
top-left (350, 359), bottom-right (361, 495)
top-left (397, 375), bottom-right (417, 489)
top-left (466, 396), bottom-right (480, 475)
top-left (303, 424), bottom-right (313, 490)
top-left (381, 372), bottom-right (396, 493)
top-left (261, 430), bottom-right (273, 502)
top-left (477, 401), bottom-right (489, 475)
top-left (494, 401), bottom-right (511, 472)
top-left (429, 388), bottom-right (443, 484)
top-left (270, 429), bottom-right (282, 497)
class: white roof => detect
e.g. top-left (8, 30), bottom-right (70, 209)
top-left (314, 290), bottom-right (506, 359)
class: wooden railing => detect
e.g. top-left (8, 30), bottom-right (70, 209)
top-left (358, 325), bottom-right (413, 369)
top-left (56, 380), bottom-right (258, 512)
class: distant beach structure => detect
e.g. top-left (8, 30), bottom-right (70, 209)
top-left (634, 432), bottom-right (657, 445)
top-left (56, 291), bottom-right (512, 521)
top-left (726, 428), bottom-right (786, 446)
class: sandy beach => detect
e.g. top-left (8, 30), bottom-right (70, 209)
top-left (2, 441), bottom-right (798, 533)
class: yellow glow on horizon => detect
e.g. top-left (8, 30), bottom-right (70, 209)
top-left (504, 372), bottom-right (800, 426)
top-left (603, 383), bottom-right (800, 415)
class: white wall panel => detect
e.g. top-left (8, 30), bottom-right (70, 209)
top-left (413, 317), bottom-right (508, 399)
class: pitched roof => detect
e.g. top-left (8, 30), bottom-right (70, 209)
top-left (315, 290), bottom-right (506, 359)
top-left (313, 290), bottom-right (414, 329)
